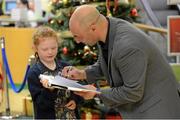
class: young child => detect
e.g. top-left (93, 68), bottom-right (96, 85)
top-left (27, 26), bottom-right (80, 119)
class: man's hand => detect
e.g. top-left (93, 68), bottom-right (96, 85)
top-left (74, 85), bottom-right (99, 100)
top-left (61, 66), bottom-right (86, 80)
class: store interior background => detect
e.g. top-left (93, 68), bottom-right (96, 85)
top-left (0, 0), bottom-right (180, 119)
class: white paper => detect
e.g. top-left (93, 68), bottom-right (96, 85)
top-left (167, 0), bottom-right (180, 5)
top-left (39, 74), bottom-right (101, 93)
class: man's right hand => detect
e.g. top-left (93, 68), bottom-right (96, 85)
top-left (61, 66), bottom-right (87, 80)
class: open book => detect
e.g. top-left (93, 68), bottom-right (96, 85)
top-left (39, 74), bottom-right (101, 93)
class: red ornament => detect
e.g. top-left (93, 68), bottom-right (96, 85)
top-left (62, 47), bottom-right (68, 55)
top-left (113, 0), bottom-right (118, 13)
top-left (130, 8), bottom-right (138, 17)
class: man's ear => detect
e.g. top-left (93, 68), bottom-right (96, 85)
top-left (91, 24), bottom-right (96, 31)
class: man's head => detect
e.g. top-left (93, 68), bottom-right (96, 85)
top-left (69, 5), bottom-right (104, 46)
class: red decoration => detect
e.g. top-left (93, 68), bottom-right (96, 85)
top-left (105, 114), bottom-right (122, 119)
top-left (106, 0), bottom-right (118, 16)
top-left (168, 16), bottom-right (180, 54)
top-left (62, 47), bottom-right (68, 55)
top-left (130, 8), bottom-right (138, 17)
top-left (106, 0), bottom-right (111, 16)
top-left (0, 62), bottom-right (3, 91)
top-left (113, 0), bottom-right (118, 13)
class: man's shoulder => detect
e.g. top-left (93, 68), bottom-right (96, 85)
top-left (108, 17), bottom-right (129, 24)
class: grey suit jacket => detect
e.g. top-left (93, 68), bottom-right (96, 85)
top-left (85, 17), bottom-right (180, 118)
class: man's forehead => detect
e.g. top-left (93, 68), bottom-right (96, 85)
top-left (69, 26), bottom-right (79, 36)
top-left (69, 16), bottom-right (79, 27)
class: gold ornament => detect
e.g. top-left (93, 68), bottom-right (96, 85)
top-left (84, 45), bottom-right (90, 52)
top-left (63, 0), bottom-right (68, 5)
top-left (50, 20), bottom-right (55, 24)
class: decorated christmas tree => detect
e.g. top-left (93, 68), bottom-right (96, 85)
top-left (46, 0), bottom-right (139, 66)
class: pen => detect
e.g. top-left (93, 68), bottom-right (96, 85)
top-left (67, 66), bottom-right (73, 73)
top-left (67, 66), bottom-right (73, 78)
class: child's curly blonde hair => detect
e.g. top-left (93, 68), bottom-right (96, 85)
top-left (32, 26), bottom-right (59, 60)
top-left (33, 26), bottom-right (59, 46)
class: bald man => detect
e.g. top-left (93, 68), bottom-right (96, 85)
top-left (62, 5), bottom-right (180, 119)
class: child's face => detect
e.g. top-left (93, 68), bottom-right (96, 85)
top-left (36, 37), bottom-right (58, 63)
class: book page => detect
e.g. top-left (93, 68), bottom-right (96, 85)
top-left (39, 74), bottom-right (100, 93)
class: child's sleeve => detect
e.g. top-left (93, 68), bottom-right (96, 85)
top-left (27, 67), bottom-right (57, 110)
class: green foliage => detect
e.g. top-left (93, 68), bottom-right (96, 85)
top-left (172, 65), bottom-right (180, 82)
top-left (97, 3), bottom-right (139, 22)
top-left (57, 38), bottom-right (98, 65)
top-left (45, 8), bottom-right (74, 31)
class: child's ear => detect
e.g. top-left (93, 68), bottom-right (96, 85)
top-left (32, 45), bottom-right (37, 52)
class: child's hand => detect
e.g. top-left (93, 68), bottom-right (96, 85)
top-left (40, 79), bottom-right (49, 88)
top-left (40, 79), bottom-right (54, 90)
top-left (65, 100), bottom-right (76, 110)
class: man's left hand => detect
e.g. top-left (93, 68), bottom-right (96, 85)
top-left (74, 85), bottom-right (98, 100)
